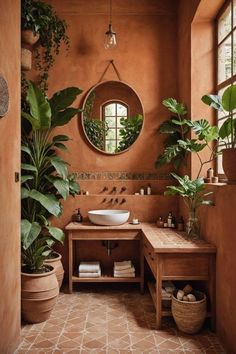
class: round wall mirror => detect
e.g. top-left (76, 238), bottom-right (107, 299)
top-left (81, 80), bottom-right (144, 154)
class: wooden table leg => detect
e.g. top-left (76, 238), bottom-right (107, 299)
top-left (68, 232), bottom-right (73, 294)
top-left (140, 235), bottom-right (144, 294)
top-left (155, 256), bottom-right (162, 329)
top-left (209, 254), bottom-right (216, 331)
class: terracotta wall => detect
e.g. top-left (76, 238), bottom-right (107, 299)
top-left (178, 1), bottom-right (236, 352)
top-left (43, 0), bottom-right (181, 275)
top-left (0, 0), bottom-right (21, 353)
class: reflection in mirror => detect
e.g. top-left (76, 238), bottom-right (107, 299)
top-left (82, 81), bottom-right (144, 154)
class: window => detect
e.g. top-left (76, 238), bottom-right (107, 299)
top-left (102, 101), bottom-right (128, 153)
top-left (217, 0), bottom-right (236, 173)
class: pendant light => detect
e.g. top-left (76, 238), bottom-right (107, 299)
top-left (104, 0), bottom-right (117, 49)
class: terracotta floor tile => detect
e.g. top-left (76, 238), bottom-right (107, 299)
top-left (16, 288), bottom-right (225, 354)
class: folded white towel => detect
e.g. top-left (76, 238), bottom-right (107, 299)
top-left (114, 260), bottom-right (132, 271)
top-left (114, 273), bottom-right (135, 278)
top-left (113, 266), bottom-right (135, 275)
top-left (79, 270), bottom-right (101, 278)
top-left (78, 261), bottom-right (101, 273)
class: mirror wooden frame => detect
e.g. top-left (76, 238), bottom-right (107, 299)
top-left (81, 80), bottom-right (144, 155)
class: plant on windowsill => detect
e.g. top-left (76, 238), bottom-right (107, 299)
top-left (156, 98), bottom-right (217, 238)
top-left (202, 84), bottom-right (236, 184)
top-left (21, 81), bottom-right (82, 323)
top-left (115, 114), bottom-right (143, 152)
top-left (21, 0), bottom-right (69, 92)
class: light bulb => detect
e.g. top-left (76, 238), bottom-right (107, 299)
top-left (104, 24), bottom-right (117, 49)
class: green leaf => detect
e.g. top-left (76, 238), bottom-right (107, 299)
top-left (21, 219), bottom-right (41, 250)
top-left (158, 120), bottom-right (179, 134)
top-left (29, 190), bottom-right (62, 216)
top-left (21, 187), bottom-right (30, 199)
top-left (222, 85), bottom-right (236, 112)
top-left (49, 87), bottom-right (83, 112)
top-left (21, 175), bottom-right (34, 183)
top-left (219, 118), bottom-right (233, 139)
top-left (46, 176), bottom-right (70, 199)
top-left (162, 98), bottom-right (187, 116)
top-left (52, 135), bottom-right (70, 142)
top-left (21, 111), bottom-right (40, 130)
top-left (21, 145), bottom-right (32, 156)
top-left (51, 107), bottom-right (79, 127)
top-left (50, 156), bottom-right (68, 179)
top-left (26, 81), bottom-right (51, 130)
top-left (201, 94), bottom-right (223, 110)
top-left (47, 226), bottom-right (65, 244)
top-left (171, 119), bottom-right (189, 126)
top-left (54, 142), bottom-right (68, 151)
top-left (21, 163), bottom-right (37, 172)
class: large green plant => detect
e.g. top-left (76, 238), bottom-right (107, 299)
top-left (202, 84), bottom-right (236, 149)
top-left (156, 98), bottom-right (219, 177)
top-left (116, 114), bottom-right (143, 152)
top-left (21, 81), bottom-right (82, 272)
top-left (83, 118), bottom-right (109, 150)
top-left (21, 0), bottom-right (69, 91)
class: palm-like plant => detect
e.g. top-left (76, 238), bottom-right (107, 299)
top-left (21, 81), bottom-right (82, 272)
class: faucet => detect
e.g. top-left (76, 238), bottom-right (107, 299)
top-left (120, 198), bottom-right (126, 205)
top-left (111, 186), bottom-right (117, 194)
top-left (101, 186), bottom-right (108, 193)
top-left (120, 186), bottom-right (126, 193)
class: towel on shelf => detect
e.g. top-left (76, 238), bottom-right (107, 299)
top-left (79, 270), bottom-right (101, 278)
top-left (113, 266), bottom-right (135, 275)
top-left (114, 272), bottom-right (135, 278)
top-left (78, 261), bottom-right (100, 273)
top-left (114, 260), bottom-right (132, 271)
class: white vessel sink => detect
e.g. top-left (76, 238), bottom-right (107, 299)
top-left (88, 209), bottom-right (130, 226)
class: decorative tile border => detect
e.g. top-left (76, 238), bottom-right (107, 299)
top-left (75, 172), bottom-right (172, 180)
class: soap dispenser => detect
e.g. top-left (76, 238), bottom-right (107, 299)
top-left (72, 208), bottom-right (83, 222)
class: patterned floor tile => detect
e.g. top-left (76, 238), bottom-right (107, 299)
top-left (15, 286), bottom-right (225, 354)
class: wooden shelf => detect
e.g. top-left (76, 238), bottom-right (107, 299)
top-left (72, 274), bottom-right (142, 283)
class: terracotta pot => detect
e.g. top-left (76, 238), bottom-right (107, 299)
top-left (44, 252), bottom-right (64, 288)
top-left (21, 30), bottom-right (40, 45)
top-left (21, 266), bottom-right (59, 323)
top-left (222, 148), bottom-right (236, 184)
top-left (21, 48), bottom-right (32, 71)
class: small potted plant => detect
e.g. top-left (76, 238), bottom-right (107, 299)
top-left (202, 85), bottom-right (236, 183)
top-left (21, 0), bottom-right (69, 91)
top-left (21, 81), bottom-right (82, 322)
top-left (164, 174), bottom-right (214, 238)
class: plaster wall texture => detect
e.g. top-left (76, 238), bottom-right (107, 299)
top-left (0, 0), bottom-right (21, 352)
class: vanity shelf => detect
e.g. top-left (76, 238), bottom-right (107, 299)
top-left (72, 274), bottom-right (142, 283)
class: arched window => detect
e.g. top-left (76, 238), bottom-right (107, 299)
top-left (102, 101), bottom-right (128, 153)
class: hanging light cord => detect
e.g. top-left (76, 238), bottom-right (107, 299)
top-left (109, 0), bottom-right (112, 25)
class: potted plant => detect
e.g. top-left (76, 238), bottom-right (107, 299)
top-left (21, 0), bottom-right (69, 91)
top-left (21, 81), bottom-right (82, 322)
top-left (164, 174), bottom-right (214, 238)
top-left (156, 98), bottom-right (219, 176)
top-left (202, 84), bottom-right (236, 183)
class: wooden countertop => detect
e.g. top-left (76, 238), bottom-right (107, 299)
top-left (65, 221), bottom-right (216, 254)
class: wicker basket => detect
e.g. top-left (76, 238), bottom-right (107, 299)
top-left (171, 290), bottom-right (207, 334)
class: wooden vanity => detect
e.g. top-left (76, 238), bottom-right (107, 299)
top-left (65, 222), bottom-right (216, 330)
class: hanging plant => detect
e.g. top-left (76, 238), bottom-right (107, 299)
top-left (21, 0), bottom-right (70, 92)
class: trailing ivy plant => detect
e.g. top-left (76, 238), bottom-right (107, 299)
top-left (21, 0), bottom-right (70, 92)
top-left (21, 81), bottom-right (82, 273)
top-left (116, 114), bottom-right (143, 152)
top-left (156, 98), bottom-right (219, 177)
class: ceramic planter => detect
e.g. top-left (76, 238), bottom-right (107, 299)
top-left (44, 252), bottom-right (64, 289)
top-left (21, 266), bottom-right (59, 323)
top-left (222, 148), bottom-right (236, 184)
top-left (21, 30), bottom-right (40, 45)
top-left (21, 48), bottom-right (32, 71)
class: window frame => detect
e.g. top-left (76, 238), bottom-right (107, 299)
top-left (216, 0), bottom-right (236, 176)
top-left (101, 100), bottom-right (129, 153)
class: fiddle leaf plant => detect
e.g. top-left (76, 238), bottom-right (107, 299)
top-left (202, 84), bottom-right (236, 149)
top-left (156, 98), bottom-right (219, 177)
top-left (21, 81), bottom-right (82, 273)
top-left (116, 114), bottom-right (143, 152)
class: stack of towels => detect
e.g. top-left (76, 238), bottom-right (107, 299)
top-left (78, 261), bottom-right (101, 278)
top-left (113, 260), bottom-right (135, 278)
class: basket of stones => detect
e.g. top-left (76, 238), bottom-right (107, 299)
top-left (171, 284), bottom-right (207, 334)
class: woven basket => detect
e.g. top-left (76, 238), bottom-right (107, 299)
top-left (171, 290), bottom-right (207, 334)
